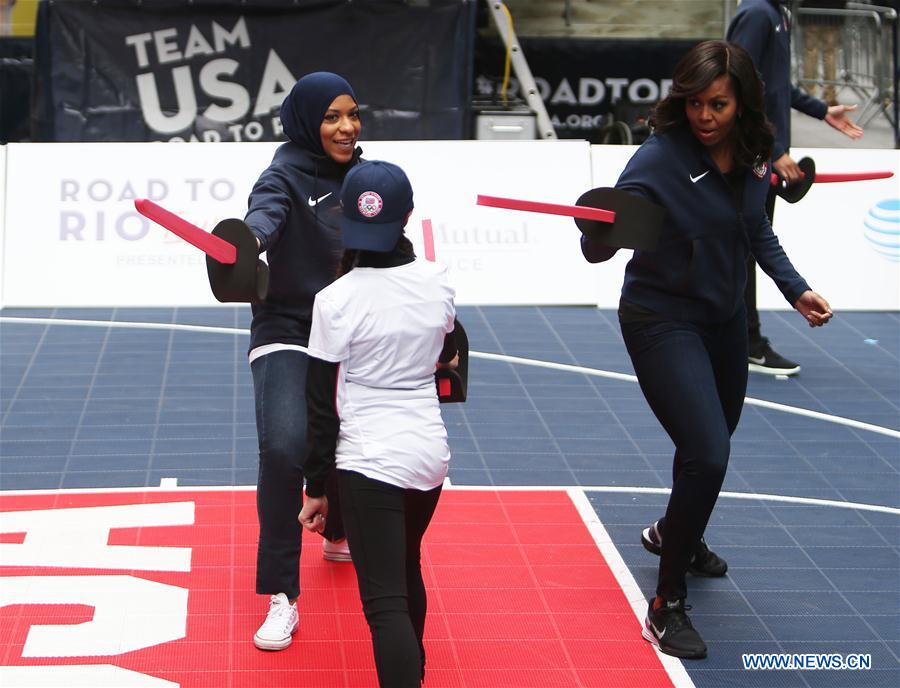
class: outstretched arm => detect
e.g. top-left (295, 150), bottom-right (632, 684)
top-left (244, 169), bottom-right (292, 252)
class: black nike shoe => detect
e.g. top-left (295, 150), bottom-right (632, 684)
top-left (641, 520), bottom-right (728, 577)
top-left (748, 338), bottom-right (801, 376)
top-left (642, 598), bottom-right (708, 659)
top-left (640, 520), bottom-right (664, 555)
top-left (690, 537), bottom-right (728, 577)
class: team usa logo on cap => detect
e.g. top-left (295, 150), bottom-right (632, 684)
top-left (358, 191), bottom-right (384, 218)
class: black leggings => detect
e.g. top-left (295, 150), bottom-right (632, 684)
top-left (620, 308), bottom-right (748, 601)
top-left (338, 469), bottom-right (442, 688)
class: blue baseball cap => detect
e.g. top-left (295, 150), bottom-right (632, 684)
top-left (339, 161), bottom-right (414, 252)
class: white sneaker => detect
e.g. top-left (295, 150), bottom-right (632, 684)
top-left (322, 538), bottom-right (352, 562)
top-left (253, 593), bottom-right (298, 651)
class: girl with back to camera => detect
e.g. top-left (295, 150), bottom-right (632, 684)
top-left (299, 160), bottom-right (458, 686)
top-left (581, 40), bottom-right (832, 658)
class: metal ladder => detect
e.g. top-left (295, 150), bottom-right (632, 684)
top-left (483, 1), bottom-right (557, 139)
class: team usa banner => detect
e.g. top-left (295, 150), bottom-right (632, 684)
top-left (31, 0), bottom-right (475, 143)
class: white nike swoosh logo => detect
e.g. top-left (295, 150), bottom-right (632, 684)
top-left (308, 192), bottom-right (332, 206)
top-left (651, 621), bottom-right (666, 640)
top-left (690, 171), bottom-right (710, 183)
top-left (748, 356), bottom-right (766, 365)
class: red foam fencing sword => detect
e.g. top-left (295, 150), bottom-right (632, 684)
top-left (477, 195), bottom-right (616, 224)
top-left (769, 157), bottom-right (894, 203)
top-left (134, 198), bottom-right (267, 303)
top-left (135, 199), bottom-right (236, 264)
top-left (477, 188), bottom-right (664, 251)
top-left (784, 171), bottom-right (894, 184)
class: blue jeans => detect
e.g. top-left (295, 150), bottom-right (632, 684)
top-left (251, 349), bottom-right (343, 599)
top-left (620, 308), bottom-right (748, 601)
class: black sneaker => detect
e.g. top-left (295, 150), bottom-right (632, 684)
top-left (642, 598), bottom-right (707, 659)
top-left (690, 537), bottom-right (728, 577)
top-left (748, 339), bottom-right (801, 376)
top-left (640, 520), bottom-right (664, 556)
top-left (641, 520), bottom-right (728, 577)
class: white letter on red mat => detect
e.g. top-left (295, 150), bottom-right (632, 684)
top-left (0, 502), bottom-right (194, 571)
top-left (0, 665), bottom-right (178, 688)
top-left (1, 575), bottom-right (188, 656)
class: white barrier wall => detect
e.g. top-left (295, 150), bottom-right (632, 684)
top-left (361, 140), bottom-right (597, 305)
top-left (591, 144), bottom-right (900, 311)
top-left (1, 140), bottom-right (598, 307)
top-left (756, 148), bottom-right (900, 311)
top-left (3, 142), bottom-right (277, 308)
top-left (0, 141), bottom-right (897, 309)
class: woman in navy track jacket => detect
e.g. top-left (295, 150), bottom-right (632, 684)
top-left (582, 40), bottom-right (832, 659)
top-left (244, 71), bottom-right (362, 652)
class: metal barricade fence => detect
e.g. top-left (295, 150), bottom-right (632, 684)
top-left (793, 1), bottom-right (897, 128)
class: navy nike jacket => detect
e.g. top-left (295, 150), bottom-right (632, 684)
top-left (583, 128), bottom-right (810, 323)
top-left (727, 0), bottom-right (828, 159)
top-left (244, 80), bottom-right (362, 350)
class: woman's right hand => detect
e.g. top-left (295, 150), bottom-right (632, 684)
top-left (773, 153), bottom-right (804, 185)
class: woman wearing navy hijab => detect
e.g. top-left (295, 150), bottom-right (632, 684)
top-left (243, 71), bottom-right (362, 651)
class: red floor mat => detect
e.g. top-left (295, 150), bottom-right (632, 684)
top-left (0, 488), bottom-right (677, 687)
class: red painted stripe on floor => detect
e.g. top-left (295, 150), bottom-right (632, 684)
top-left (0, 489), bottom-right (676, 687)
